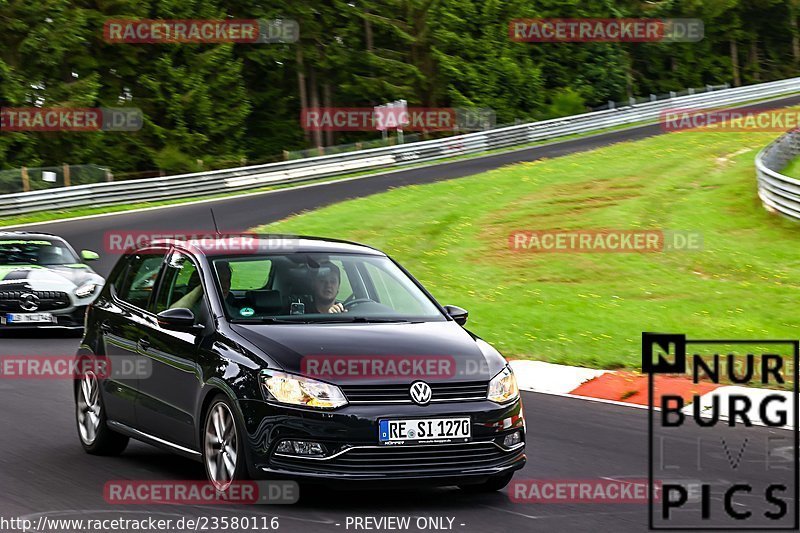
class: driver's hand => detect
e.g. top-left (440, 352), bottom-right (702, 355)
top-left (328, 303), bottom-right (346, 313)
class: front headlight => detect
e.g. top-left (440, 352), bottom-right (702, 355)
top-left (260, 370), bottom-right (348, 409)
top-left (487, 365), bottom-right (519, 404)
top-left (75, 282), bottom-right (99, 299)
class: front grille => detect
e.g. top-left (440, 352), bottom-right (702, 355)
top-left (0, 290), bottom-right (71, 312)
top-left (271, 440), bottom-right (522, 475)
top-left (340, 381), bottom-right (488, 404)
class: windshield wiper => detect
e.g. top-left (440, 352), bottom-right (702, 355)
top-left (312, 317), bottom-right (411, 324)
top-left (231, 317), bottom-right (310, 324)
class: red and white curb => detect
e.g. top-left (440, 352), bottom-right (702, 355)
top-left (508, 360), bottom-right (795, 430)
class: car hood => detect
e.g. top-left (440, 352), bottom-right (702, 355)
top-left (229, 321), bottom-right (507, 384)
top-left (0, 264), bottom-right (103, 292)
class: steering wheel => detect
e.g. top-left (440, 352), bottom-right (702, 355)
top-left (343, 298), bottom-right (375, 310)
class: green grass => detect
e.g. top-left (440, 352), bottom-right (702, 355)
top-left (255, 129), bottom-right (800, 370)
top-left (782, 156), bottom-right (800, 178)
top-left (0, 124), bottom-right (648, 228)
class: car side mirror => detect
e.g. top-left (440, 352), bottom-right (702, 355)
top-left (444, 305), bottom-right (468, 326)
top-left (81, 250), bottom-right (100, 262)
top-left (157, 308), bottom-right (199, 332)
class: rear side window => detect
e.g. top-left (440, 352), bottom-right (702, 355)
top-left (115, 252), bottom-right (166, 310)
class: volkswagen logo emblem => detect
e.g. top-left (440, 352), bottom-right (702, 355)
top-left (19, 293), bottom-right (40, 312)
top-left (409, 381), bottom-right (432, 406)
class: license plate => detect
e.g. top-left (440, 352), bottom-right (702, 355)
top-left (379, 417), bottom-right (471, 445)
top-left (2, 313), bottom-right (56, 324)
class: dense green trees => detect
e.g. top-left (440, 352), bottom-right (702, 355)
top-left (0, 0), bottom-right (797, 174)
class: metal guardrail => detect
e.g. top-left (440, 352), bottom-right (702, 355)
top-left (4, 77), bottom-right (800, 218)
top-left (756, 129), bottom-right (800, 220)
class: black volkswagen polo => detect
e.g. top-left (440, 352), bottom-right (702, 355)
top-left (75, 235), bottom-right (525, 492)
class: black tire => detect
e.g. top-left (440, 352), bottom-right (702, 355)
top-left (458, 472), bottom-right (515, 493)
top-left (76, 370), bottom-right (129, 456)
top-left (202, 394), bottom-right (248, 491)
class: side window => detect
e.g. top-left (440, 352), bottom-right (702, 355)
top-left (155, 252), bottom-right (203, 314)
top-left (115, 252), bottom-right (166, 309)
top-left (364, 263), bottom-right (425, 314)
top-left (107, 257), bottom-right (131, 296)
top-left (331, 259), bottom-right (353, 300)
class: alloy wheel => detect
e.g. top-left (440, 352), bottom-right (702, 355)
top-left (204, 401), bottom-right (238, 491)
top-left (77, 371), bottom-right (101, 445)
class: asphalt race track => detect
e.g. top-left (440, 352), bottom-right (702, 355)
top-left (2, 96), bottom-right (800, 532)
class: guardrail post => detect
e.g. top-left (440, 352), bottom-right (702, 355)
top-left (105, 169), bottom-right (114, 182)
top-left (629, 97), bottom-right (636, 106)
top-left (21, 167), bottom-right (29, 192)
top-left (688, 88), bottom-right (695, 95)
top-left (650, 94), bottom-right (657, 102)
top-left (283, 150), bottom-right (289, 161)
top-left (670, 91), bottom-right (676, 99)
top-left (608, 101), bottom-right (615, 110)
top-left (706, 84), bottom-right (713, 92)
top-left (63, 163), bottom-right (71, 187)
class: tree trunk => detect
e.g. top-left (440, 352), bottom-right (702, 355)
top-left (730, 39), bottom-right (741, 86)
top-left (792, 8), bottom-right (800, 64)
top-left (309, 67), bottom-right (323, 150)
top-left (323, 83), bottom-right (334, 146)
top-left (749, 41), bottom-right (760, 82)
top-left (364, 9), bottom-right (374, 52)
top-left (296, 47), bottom-right (310, 143)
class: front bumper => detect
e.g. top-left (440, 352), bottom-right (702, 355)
top-left (237, 397), bottom-right (526, 485)
top-left (0, 305), bottom-right (86, 330)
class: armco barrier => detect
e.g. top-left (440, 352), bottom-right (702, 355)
top-left (755, 129), bottom-right (800, 220)
top-left (4, 77), bottom-right (800, 218)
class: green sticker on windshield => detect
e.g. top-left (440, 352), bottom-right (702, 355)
top-left (240, 307), bottom-right (255, 317)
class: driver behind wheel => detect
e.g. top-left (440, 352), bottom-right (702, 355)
top-left (311, 262), bottom-right (346, 314)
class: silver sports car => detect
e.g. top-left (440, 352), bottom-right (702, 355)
top-left (0, 232), bottom-right (104, 330)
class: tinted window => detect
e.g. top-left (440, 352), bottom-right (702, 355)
top-left (115, 252), bottom-right (166, 309)
top-left (155, 252), bottom-right (204, 318)
top-left (210, 253), bottom-right (443, 323)
top-left (364, 262), bottom-right (429, 315)
top-left (0, 238), bottom-right (79, 265)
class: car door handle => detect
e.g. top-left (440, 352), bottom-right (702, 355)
top-left (138, 338), bottom-right (151, 351)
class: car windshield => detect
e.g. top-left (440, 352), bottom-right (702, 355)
top-left (210, 253), bottom-right (445, 323)
top-left (0, 239), bottom-right (79, 266)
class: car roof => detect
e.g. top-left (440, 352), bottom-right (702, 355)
top-left (0, 231), bottom-right (62, 241)
top-left (148, 234), bottom-right (387, 257)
